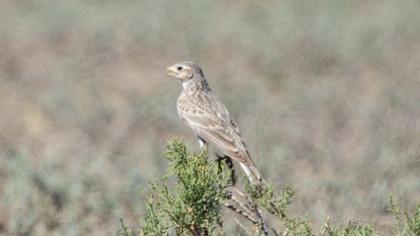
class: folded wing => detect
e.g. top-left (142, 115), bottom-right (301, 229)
top-left (177, 94), bottom-right (262, 183)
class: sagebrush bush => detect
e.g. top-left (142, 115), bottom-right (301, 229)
top-left (119, 139), bottom-right (420, 236)
top-left (142, 139), bottom-right (230, 235)
top-left (389, 197), bottom-right (420, 236)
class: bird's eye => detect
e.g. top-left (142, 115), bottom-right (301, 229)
top-left (177, 66), bottom-right (183, 71)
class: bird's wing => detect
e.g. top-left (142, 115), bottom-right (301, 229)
top-left (178, 94), bottom-right (249, 163)
top-left (178, 92), bottom-right (262, 183)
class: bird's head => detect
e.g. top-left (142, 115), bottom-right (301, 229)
top-left (166, 61), bottom-right (204, 81)
top-left (167, 61), bottom-right (210, 91)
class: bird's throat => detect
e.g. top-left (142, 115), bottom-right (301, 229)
top-left (181, 77), bottom-right (211, 93)
top-left (182, 79), bottom-right (199, 92)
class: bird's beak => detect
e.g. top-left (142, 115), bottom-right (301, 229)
top-left (166, 66), bottom-right (178, 77)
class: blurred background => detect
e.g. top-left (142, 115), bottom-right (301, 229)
top-left (0, 0), bottom-right (419, 235)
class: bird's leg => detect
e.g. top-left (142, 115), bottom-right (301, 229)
top-left (215, 153), bottom-right (236, 186)
top-left (198, 136), bottom-right (208, 153)
top-left (197, 136), bottom-right (236, 185)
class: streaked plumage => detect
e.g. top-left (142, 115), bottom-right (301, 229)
top-left (167, 61), bottom-right (262, 184)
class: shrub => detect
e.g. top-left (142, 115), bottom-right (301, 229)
top-left (119, 139), bottom-right (420, 236)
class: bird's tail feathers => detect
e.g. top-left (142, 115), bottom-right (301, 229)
top-left (239, 162), bottom-right (263, 185)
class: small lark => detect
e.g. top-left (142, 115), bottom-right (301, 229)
top-left (167, 61), bottom-right (262, 184)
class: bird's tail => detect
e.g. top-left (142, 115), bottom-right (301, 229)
top-left (239, 162), bottom-right (263, 185)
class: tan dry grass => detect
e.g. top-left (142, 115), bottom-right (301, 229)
top-left (0, 0), bottom-right (419, 235)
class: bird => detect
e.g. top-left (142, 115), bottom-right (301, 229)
top-left (166, 61), bottom-right (263, 185)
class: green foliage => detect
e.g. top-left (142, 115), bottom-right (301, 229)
top-left (405, 204), bottom-right (420, 235)
top-left (142, 199), bottom-right (168, 235)
top-left (118, 219), bottom-right (135, 236)
top-left (246, 184), bottom-right (294, 218)
top-left (133, 139), bottom-right (420, 236)
top-left (246, 183), bottom-right (312, 235)
top-left (141, 139), bottom-right (230, 235)
top-left (323, 221), bottom-right (375, 236)
top-left (389, 197), bottom-right (420, 236)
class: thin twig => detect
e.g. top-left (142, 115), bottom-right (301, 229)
top-left (272, 228), bottom-right (280, 236)
top-left (223, 202), bottom-right (258, 224)
top-left (226, 183), bottom-right (269, 235)
top-left (233, 217), bottom-right (249, 233)
top-left (320, 216), bottom-right (330, 236)
top-left (253, 203), bottom-right (269, 236)
top-left (188, 225), bottom-right (201, 236)
top-left (220, 155), bottom-right (268, 235)
top-left (230, 194), bottom-right (256, 218)
top-left (226, 186), bottom-right (246, 198)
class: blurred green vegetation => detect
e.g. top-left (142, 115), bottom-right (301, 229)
top-left (0, 0), bottom-right (419, 235)
top-left (124, 140), bottom-right (419, 236)
top-left (141, 139), bottom-right (230, 235)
